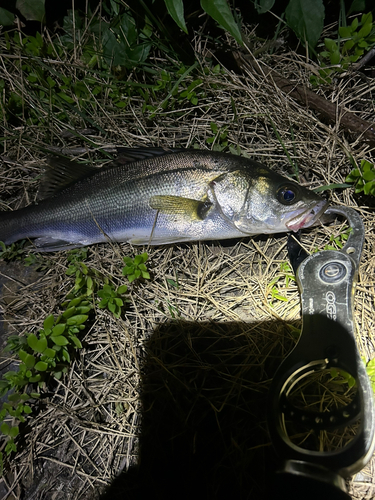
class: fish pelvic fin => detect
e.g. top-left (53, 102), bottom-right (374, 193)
top-left (38, 157), bottom-right (98, 200)
top-left (32, 237), bottom-right (85, 252)
top-left (129, 235), bottom-right (195, 245)
top-left (149, 195), bottom-right (213, 220)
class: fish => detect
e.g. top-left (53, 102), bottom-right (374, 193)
top-left (0, 148), bottom-right (329, 251)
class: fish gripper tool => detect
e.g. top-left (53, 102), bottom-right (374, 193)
top-left (267, 206), bottom-right (375, 499)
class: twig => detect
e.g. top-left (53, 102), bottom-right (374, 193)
top-left (233, 52), bottom-right (375, 147)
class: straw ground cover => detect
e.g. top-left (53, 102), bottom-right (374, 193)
top-left (0, 24), bottom-right (375, 499)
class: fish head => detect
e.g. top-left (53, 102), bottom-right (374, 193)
top-left (211, 170), bottom-right (329, 235)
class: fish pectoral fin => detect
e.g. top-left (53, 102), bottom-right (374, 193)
top-left (32, 237), bottom-right (84, 252)
top-left (149, 195), bottom-right (212, 220)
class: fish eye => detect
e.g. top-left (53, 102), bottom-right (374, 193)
top-left (277, 185), bottom-right (299, 205)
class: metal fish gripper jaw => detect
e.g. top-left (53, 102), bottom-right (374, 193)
top-left (267, 206), bottom-right (375, 499)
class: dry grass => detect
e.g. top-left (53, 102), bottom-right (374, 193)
top-left (0, 23), bottom-right (374, 500)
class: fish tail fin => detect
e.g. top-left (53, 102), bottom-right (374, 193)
top-left (0, 209), bottom-right (26, 247)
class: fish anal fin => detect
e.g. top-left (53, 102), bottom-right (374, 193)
top-left (149, 195), bottom-right (212, 220)
top-left (33, 237), bottom-right (84, 252)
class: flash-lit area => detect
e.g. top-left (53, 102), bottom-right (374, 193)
top-left (0, 4), bottom-right (375, 499)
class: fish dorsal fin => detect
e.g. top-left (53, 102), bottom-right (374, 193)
top-left (38, 157), bottom-right (98, 200)
top-left (114, 147), bottom-right (184, 164)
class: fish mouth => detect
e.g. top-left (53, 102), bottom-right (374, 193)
top-left (286, 200), bottom-right (330, 232)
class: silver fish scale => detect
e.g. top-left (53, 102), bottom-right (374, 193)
top-left (0, 150), bottom-right (328, 249)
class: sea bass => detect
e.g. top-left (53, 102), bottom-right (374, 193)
top-left (0, 148), bottom-right (328, 251)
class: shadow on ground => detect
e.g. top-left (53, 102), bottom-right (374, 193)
top-left (100, 318), bottom-right (296, 500)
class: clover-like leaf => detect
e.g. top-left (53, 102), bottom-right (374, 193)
top-left (117, 285), bottom-right (128, 294)
top-left (9, 426), bottom-right (19, 438)
top-left (70, 336), bottom-right (82, 349)
top-left (34, 361), bottom-right (48, 372)
top-left (51, 335), bottom-right (69, 346)
top-left (66, 314), bottom-right (88, 326)
top-left (43, 314), bottom-right (55, 332)
top-left (1, 422), bottom-right (10, 435)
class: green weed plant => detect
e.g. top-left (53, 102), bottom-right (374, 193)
top-left (0, 247), bottom-right (150, 467)
top-left (268, 262), bottom-right (296, 305)
top-left (311, 12), bottom-right (375, 85)
top-left (122, 252), bottom-right (151, 283)
top-left (346, 159), bottom-right (375, 197)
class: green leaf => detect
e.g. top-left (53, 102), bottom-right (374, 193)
top-left (67, 297), bottom-right (83, 308)
top-left (285, 0), bottom-right (325, 49)
top-left (255, 0), bottom-right (275, 14)
top-left (35, 337), bottom-right (48, 353)
top-left (8, 393), bottom-right (21, 403)
top-left (66, 314), bottom-right (88, 326)
top-left (342, 39), bottom-right (355, 53)
top-left (24, 353), bottom-right (36, 369)
top-left (117, 285), bottom-right (128, 294)
top-left (27, 334), bottom-right (47, 353)
top-left (18, 349), bottom-right (28, 364)
top-left (98, 298), bottom-right (108, 308)
top-left (70, 336), bottom-right (82, 348)
top-left (348, 0), bottom-right (365, 15)
top-left (23, 405), bottom-right (32, 414)
top-left (43, 315), bottom-right (55, 331)
top-left (58, 92), bottom-right (74, 104)
top-left (164, 0), bottom-right (188, 33)
top-left (43, 348), bottom-right (56, 358)
top-left (330, 50), bottom-right (341, 65)
top-left (363, 170), bottom-right (375, 181)
top-left (62, 349), bottom-right (70, 363)
top-left (313, 183), bottom-right (352, 192)
top-left (52, 323), bottom-right (66, 336)
top-left (27, 334), bottom-right (38, 351)
top-left (351, 17), bottom-right (359, 31)
top-left (108, 301), bottom-right (117, 314)
top-left (134, 255), bottom-right (143, 265)
top-left (0, 8), bottom-right (15, 26)
top-left (76, 306), bottom-right (91, 315)
top-left (200, 0), bottom-right (243, 45)
top-left (358, 21), bottom-right (373, 39)
top-left (361, 12), bottom-right (372, 28)
top-left (51, 335), bottom-right (69, 346)
top-left (63, 307), bottom-right (76, 319)
top-left (324, 38), bottom-right (337, 52)
top-left (16, 0), bottom-right (45, 22)
top-left (339, 26), bottom-right (352, 38)
top-left (364, 180), bottom-right (375, 195)
top-left (5, 439), bottom-right (17, 455)
top-left (1, 422), bottom-right (10, 435)
top-left (9, 426), bottom-right (19, 438)
top-left (34, 361), bottom-right (48, 372)
top-left (122, 265), bottom-right (134, 275)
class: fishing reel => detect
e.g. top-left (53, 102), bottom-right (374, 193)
top-left (267, 206), bottom-right (375, 499)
